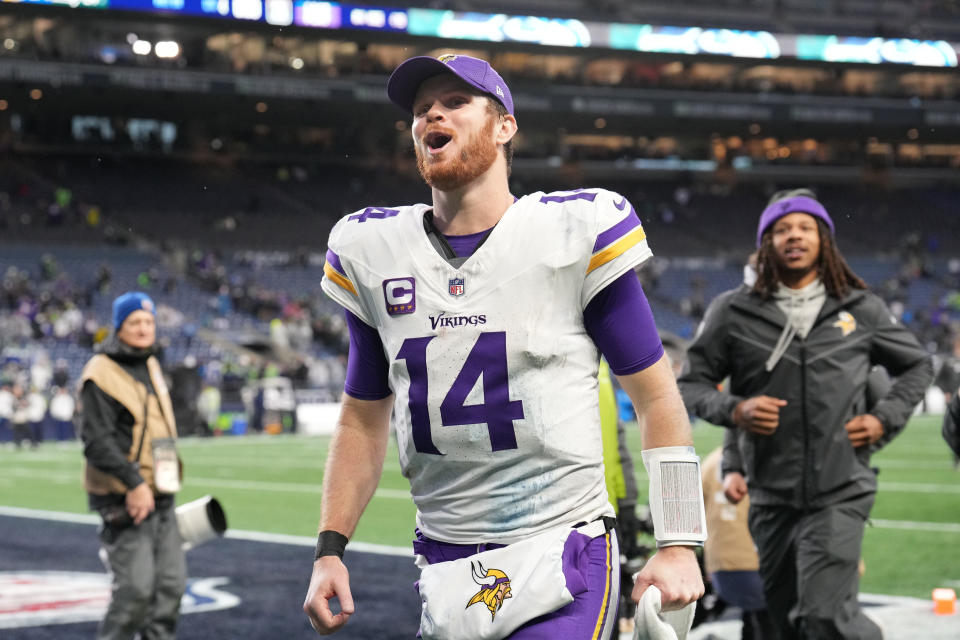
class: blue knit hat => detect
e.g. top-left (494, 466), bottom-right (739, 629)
top-left (112, 292), bottom-right (155, 329)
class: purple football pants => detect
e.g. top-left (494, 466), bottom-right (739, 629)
top-left (413, 528), bottom-right (620, 640)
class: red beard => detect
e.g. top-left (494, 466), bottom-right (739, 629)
top-left (416, 117), bottom-right (499, 191)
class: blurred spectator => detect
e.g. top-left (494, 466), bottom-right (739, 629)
top-left (197, 383), bottom-right (222, 434)
top-left (49, 385), bottom-right (76, 440)
top-left (52, 358), bottom-right (70, 388)
top-left (0, 381), bottom-right (13, 441)
top-left (96, 262), bottom-right (113, 294)
top-left (30, 351), bottom-right (52, 391)
top-left (26, 386), bottom-right (47, 445)
top-left (11, 383), bottom-right (35, 449)
top-left (170, 356), bottom-right (202, 436)
top-left (702, 439), bottom-right (776, 640)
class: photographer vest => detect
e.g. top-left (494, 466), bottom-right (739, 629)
top-left (80, 354), bottom-right (179, 496)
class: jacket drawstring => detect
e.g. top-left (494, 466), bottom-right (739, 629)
top-left (766, 280), bottom-right (826, 372)
top-left (766, 317), bottom-right (799, 371)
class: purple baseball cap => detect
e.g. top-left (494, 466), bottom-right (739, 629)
top-left (756, 195), bottom-right (835, 247)
top-left (387, 54), bottom-right (514, 116)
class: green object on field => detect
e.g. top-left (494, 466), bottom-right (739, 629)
top-left (214, 413), bottom-right (234, 432)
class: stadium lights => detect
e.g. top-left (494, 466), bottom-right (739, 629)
top-left (99, 46), bottom-right (118, 64)
top-left (155, 41), bottom-right (181, 58)
top-left (290, 57), bottom-right (304, 70)
top-left (28, 1), bottom-right (960, 68)
top-left (132, 39), bottom-right (152, 56)
top-left (3, 38), bottom-right (15, 51)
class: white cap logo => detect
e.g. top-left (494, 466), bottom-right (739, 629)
top-left (496, 86), bottom-right (504, 98)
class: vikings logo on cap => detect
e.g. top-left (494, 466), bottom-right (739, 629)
top-left (466, 561), bottom-right (512, 622)
top-left (438, 54), bottom-right (458, 64)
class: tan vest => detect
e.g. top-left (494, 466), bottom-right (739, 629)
top-left (701, 448), bottom-right (759, 574)
top-left (80, 354), bottom-right (180, 496)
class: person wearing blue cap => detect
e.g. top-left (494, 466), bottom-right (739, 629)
top-left (679, 190), bottom-right (933, 639)
top-left (78, 291), bottom-right (186, 640)
top-left (305, 54), bottom-right (706, 639)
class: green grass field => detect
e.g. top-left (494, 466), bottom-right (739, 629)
top-left (2, 415), bottom-right (958, 599)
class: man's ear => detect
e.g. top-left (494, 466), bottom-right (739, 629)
top-left (495, 114), bottom-right (518, 146)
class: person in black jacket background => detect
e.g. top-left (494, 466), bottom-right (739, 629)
top-left (943, 389), bottom-right (960, 458)
top-left (678, 190), bottom-right (933, 640)
top-left (78, 292), bottom-right (185, 640)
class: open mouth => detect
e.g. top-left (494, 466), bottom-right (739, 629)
top-left (784, 247), bottom-right (806, 259)
top-left (424, 131), bottom-right (452, 153)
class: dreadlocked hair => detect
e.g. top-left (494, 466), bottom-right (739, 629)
top-left (752, 218), bottom-right (867, 300)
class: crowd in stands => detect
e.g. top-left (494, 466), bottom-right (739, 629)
top-left (0, 151), bottom-right (957, 445)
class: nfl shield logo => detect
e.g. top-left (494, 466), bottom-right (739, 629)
top-left (448, 277), bottom-right (465, 297)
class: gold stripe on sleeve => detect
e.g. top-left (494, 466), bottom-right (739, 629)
top-left (587, 227), bottom-right (646, 274)
top-left (323, 261), bottom-right (358, 296)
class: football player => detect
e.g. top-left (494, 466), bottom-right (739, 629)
top-left (303, 54), bottom-right (705, 639)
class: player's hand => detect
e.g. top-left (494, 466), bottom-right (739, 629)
top-left (844, 414), bottom-right (884, 448)
top-left (733, 395), bottom-right (787, 436)
top-left (722, 472), bottom-right (748, 504)
top-left (125, 482), bottom-right (155, 525)
top-left (632, 546), bottom-right (704, 612)
top-left (303, 556), bottom-right (354, 635)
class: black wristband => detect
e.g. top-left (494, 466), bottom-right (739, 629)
top-left (315, 530), bottom-right (349, 560)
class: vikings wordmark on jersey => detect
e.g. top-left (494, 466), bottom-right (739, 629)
top-left (321, 189), bottom-right (652, 544)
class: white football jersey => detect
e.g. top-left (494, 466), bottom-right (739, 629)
top-left (321, 188), bottom-right (653, 544)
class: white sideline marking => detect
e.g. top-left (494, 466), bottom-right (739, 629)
top-left (0, 468), bottom-right (411, 499)
top-left (879, 482), bottom-right (960, 494)
top-left (0, 506), bottom-right (411, 556)
top-left (871, 519), bottom-right (960, 533)
top-left (875, 459), bottom-right (959, 469)
top-left (0, 453), bottom-right (406, 472)
top-left (4, 467), bottom-right (960, 499)
top-left (0, 506), bottom-right (99, 524)
top-left (3, 505), bottom-right (959, 540)
top-left (222, 530), bottom-right (410, 557)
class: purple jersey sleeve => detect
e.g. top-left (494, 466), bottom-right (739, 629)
top-left (343, 310), bottom-right (392, 400)
top-left (584, 271), bottom-right (664, 376)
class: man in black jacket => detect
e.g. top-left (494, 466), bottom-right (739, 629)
top-left (78, 292), bottom-right (185, 640)
top-left (678, 190), bottom-right (933, 640)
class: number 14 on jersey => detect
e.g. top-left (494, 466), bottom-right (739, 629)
top-left (396, 331), bottom-right (524, 454)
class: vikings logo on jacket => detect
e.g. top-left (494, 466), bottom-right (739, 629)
top-left (466, 561), bottom-right (512, 621)
top-left (833, 310), bottom-right (857, 337)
